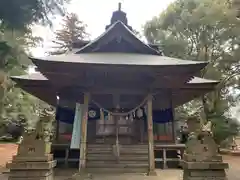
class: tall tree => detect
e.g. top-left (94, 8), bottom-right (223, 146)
top-left (0, 29), bottom-right (51, 137)
top-left (0, 0), bottom-right (71, 29)
top-left (0, 0), bottom-right (66, 138)
top-left (51, 13), bottom-right (89, 54)
top-left (144, 0), bottom-right (240, 144)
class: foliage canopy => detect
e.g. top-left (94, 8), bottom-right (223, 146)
top-left (144, 0), bottom-right (240, 144)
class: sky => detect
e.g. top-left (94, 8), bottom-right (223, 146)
top-left (31, 0), bottom-right (175, 56)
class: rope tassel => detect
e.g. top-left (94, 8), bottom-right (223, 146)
top-left (100, 108), bottom-right (104, 121)
top-left (108, 113), bottom-right (112, 121)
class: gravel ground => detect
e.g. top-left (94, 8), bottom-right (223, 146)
top-left (0, 144), bottom-right (239, 180)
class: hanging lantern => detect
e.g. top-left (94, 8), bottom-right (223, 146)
top-left (132, 111), bottom-right (136, 118)
top-left (129, 113), bottom-right (133, 121)
top-left (136, 108), bottom-right (143, 118)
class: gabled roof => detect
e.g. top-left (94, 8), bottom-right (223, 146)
top-left (29, 5), bottom-right (207, 76)
top-left (11, 72), bottom-right (219, 109)
top-left (75, 21), bottom-right (161, 55)
top-left (30, 53), bottom-right (207, 66)
top-left (73, 3), bottom-right (160, 55)
top-left (11, 72), bottom-right (218, 85)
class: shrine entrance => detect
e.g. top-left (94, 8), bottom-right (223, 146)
top-left (91, 93), bottom-right (148, 145)
top-left (95, 109), bottom-right (144, 144)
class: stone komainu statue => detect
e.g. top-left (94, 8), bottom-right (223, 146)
top-left (37, 106), bottom-right (55, 142)
top-left (184, 116), bottom-right (218, 162)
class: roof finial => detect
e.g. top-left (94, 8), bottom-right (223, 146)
top-left (118, 2), bottom-right (122, 11)
top-left (105, 2), bottom-right (133, 31)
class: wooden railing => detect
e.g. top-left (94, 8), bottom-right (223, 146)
top-left (155, 144), bottom-right (185, 169)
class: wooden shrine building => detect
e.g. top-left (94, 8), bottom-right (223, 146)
top-left (11, 3), bottom-right (219, 175)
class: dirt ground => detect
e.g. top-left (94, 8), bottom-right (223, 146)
top-left (0, 143), bottom-right (240, 180)
top-left (0, 144), bottom-right (17, 170)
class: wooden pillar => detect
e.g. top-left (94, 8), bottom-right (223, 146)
top-left (147, 94), bottom-right (156, 176)
top-left (79, 92), bottom-right (90, 172)
top-left (170, 91), bottom-right (176, 143)
top-left (55, 97), bottom-right (60, 141)
top-left (55, 114), bottom-right (59, 141)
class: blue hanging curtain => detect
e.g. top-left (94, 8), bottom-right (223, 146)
top-left (56, 106), bottom-right (173, 125)
top-left (152, 108), bottom-right (174, 124)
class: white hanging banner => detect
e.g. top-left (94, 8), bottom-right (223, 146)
top-left (70, 103), bottom-right (83, 149)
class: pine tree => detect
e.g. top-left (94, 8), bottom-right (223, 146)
top-left (51, 13), bottom-right (89, 54)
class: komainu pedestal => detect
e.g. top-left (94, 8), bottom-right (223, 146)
top-left (181, 117), bottom-right (228, 180)
top-left (7, 119), bottom-right (56, 180)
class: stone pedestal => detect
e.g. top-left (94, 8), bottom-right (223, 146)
top-left (181, 158), bottom-right (228, 180)
top-left (7, 157), bottom-right (56, 180)
top-left (182, 117), bottom-right (229, 180)
top-left (6, 131), bottom-right (57, 180)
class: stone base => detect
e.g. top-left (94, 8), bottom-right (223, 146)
top-left (181, 161), bottom-right (229, 170)
top-left (183, 154), bottom-right (223, 162)
top-left (182, 161), bottom-right (228, 180)
top-left (12, 154), bottom-right (53, 162)
top-left (7, 156), bottom-right (56, 180)
top-left (8, 174), bottom-right (54, 180)
top-left (183, 170), bottom-right (227, 180)
top-left (7, 160), bottom-right (56, 170)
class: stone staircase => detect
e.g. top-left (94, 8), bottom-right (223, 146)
top-left (86, 144), bottom-right (149, 174)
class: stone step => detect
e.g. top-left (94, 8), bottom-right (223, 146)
top-left (87, 149), bottom-right (148, 153)
top-left (87, 144), bottom-right (148, 147)
top-left (120, 149), bottom-right (148, 154)
top-left (86, 163), bottom-right (148, 168)
top-left (87, 145), bottom-right (113, 148)
top-left (87, 149), bottom-right (112, 153)
top-left (87, 160), bottom-right (148, 164)
top-left (87, 145), bottom-right (148, 148)
top-left (87, 151), bottom-right (148, 155)
top-left (86, 167), bottom-right (148, 174)
top-left (120, 145), bottom-right (148, 148)
top-left (87, 152), bottom-right (148, 157)
top-left (87, 144), bottom-right (113, 147)
top-left (87, 147), bottom-right (148, 152)
top-left (87, 156), bottom-right (148, 161)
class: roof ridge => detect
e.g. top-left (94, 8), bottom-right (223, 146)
top-left (75, 21), bottom-right (161, 55)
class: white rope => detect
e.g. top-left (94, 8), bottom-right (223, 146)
top-left (91, 94), bottom-right (152, 116)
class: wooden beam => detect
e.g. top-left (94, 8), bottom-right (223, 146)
top-left (79, 92), bottom-right (90, 172)
top-left (59, 86), bottom-right (163, 95)
top-left (147, 94), bottom-right (156, 176)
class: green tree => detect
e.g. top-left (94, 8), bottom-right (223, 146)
top-left (51, 13), bottom-right (89, 54)
top-left (144, 0), bottom-right (240, 144)
top-left (0, 29), bottom-right (51, 139)
top-left (0, 0), bottom-right (66, 138)
top-left (0, 0), bottom-right (71, 29)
